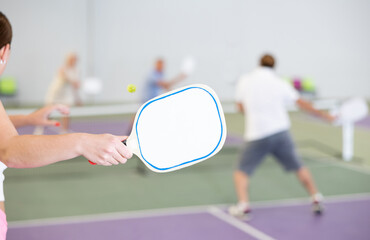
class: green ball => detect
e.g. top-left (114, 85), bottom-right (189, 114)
top-left (302, 78), bottom-right (315, 92)
top-left (127, 84), bottom-right (136, 93)
top-left (0, 77), bottom-right (17, 95)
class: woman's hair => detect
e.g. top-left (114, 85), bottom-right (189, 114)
top-left (0, 11), bottom-right (12, 49)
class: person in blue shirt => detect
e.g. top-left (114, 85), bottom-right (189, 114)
top-left (143, 58), bottom-right (187, 103)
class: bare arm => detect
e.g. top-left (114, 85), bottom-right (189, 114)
top-left (9, 115), bottom-right (34, 127)
top-left (2, 133), bottom-right (84, 168)
top-left (1, 133), bottom-right (132, 168)
top-left (9, 104), bottom-right (70, 128)
top-left (157, 73), bottom-right (187, 90)
top-left (296, 98), bottom-right (335, 122)
top-left (0, 103), bottom-right (132, 168)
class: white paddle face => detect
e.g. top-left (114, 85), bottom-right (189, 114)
top-left (126, 84), bottom-right (226, 173)
top-left (338, 97), bottom-right (368, 123)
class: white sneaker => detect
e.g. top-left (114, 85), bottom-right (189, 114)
top-left (311, 193), bottom-right (324, 215)
top-left (228, 204), bottom-right (251, 220)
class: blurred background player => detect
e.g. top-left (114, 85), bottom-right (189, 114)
top-left (34, 52), bottom-right (82, 134)
top-left (142, 58), bottom-right (187, 102)
top-left (228, 54), bottom-right (336, 219)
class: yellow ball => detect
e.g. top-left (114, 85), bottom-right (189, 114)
top-left (127, 84), bottom-right (136, 93)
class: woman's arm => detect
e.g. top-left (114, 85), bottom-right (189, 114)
top-left (9, 104), bottom-right (70, 127)
top-left (1, 133), bottom-right (131, 168)
top-left (0, 103), bottom-right (132, 168)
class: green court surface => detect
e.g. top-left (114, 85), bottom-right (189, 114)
top-left (3, 113), bottom-right (370, 221)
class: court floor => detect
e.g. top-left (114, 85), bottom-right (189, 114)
top-left (4, 112), bottom-right (370, 239)
top-left (7, 195), bottom-right (370, 240)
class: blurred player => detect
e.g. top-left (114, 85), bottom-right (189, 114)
top-left (228, 54), bottom-right (335, 219)
top-left (143, 58), bottom-right (187, 102)
top-left (34, 52), bottom-right (82, 134)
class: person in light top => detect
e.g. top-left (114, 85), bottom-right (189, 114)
top-left (34, 52), bottom-right (82, 134)
top-left (229, 54), bottom-right (335, 219)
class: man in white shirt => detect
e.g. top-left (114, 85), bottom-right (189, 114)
top-left (229, 54), bottom-right (335, 219)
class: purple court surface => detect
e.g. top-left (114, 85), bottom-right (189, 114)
top-left (16, 121), bottom-right (130, 136)
top-left (7, 197), bottom-right (370, 240)
top-left (357, 115), bottom-right (370, 129)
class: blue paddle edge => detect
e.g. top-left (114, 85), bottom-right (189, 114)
top-left (135, 86), bottom-right (224, 171)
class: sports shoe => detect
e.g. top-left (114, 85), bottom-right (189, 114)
top-left (228, 203), bottom-right (252, 220)
top-left (312, 201), bottom-right (323, 215)
top-left (311, 193), bottom-right (324, 215)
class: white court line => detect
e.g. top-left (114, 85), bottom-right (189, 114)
top-left (9, 192), bottom-right (370, 229)
top-left (208, 207), bottom-right (276, 240)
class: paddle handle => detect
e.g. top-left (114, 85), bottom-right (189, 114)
top-left (88, 140), bottom-right (127, 165)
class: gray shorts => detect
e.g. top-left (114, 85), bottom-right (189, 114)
top-left (237, 130), bottom-right (303, 176)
